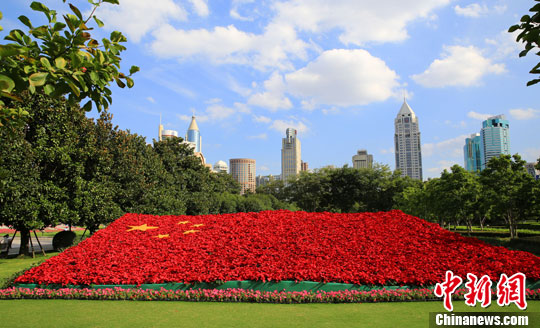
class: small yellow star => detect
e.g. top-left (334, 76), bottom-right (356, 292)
top-left (177, 221), bottom-right (190, 225)
top-left (191, 224), bottom-right (204, 227)
top-left (153, 234), bottom-right (170, 239)
top-left (126, 224), bottom-right (159, 232)
top-left (183, 229), bottom-right (199, 235)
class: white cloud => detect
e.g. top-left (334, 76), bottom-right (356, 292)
top-left (380, 147), bottom-right (394, 154)
top-left (427, 160), bottom-right (458, 175)
top-left (247, 133), bottom-right (267, 140)
top-left (248, 72), bottom-right (292, 110)
top-left (230, 0), bottom-right (256, 21)
top-left (467, 111), bottom-right (494, 120)
top-left (273, 0), bottom-right (451, 45)
top-left (252, 115), bottom-right (272, 123)
top-left (146, 97), bottom-right (156, 103)
top-left (188, 0), bottom-right (209, 17)
top-left (444, 120), bottom-right (467, 128)
top-left (97, 0), bottom-right (187, 42)
top-left (411, 45), bottom-right (505, 87)
top-left (509, 108), bottom-right (540, 120)
top-left (150, 23), bottom-right (309, 70)
top-left (485, 30), bottom-right (522, 60)
top-left (422, 135), bottom-right (469, 158)
top-left (178, 103), bottom-right (236, 123)
top-left (270, 119), bottom-right (308, 134)
top-left (259, 165), bottom-right (270, 172)
top-left (523, 148), bottom-right (540, 162)
top-left (454, 3), bottom-right (489, 18)
top-left (286, 49), bottom-right (401, 107)
top-left (234, 102), bottom-right (251, 114)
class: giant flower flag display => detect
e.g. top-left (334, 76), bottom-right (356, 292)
top-left (15, 210), bottom-right (540, 287)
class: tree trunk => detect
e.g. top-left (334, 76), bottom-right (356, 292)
top-left (18, 228), bottom-right (31, 256)
top-left (479, 216), bottom-right (486, 231)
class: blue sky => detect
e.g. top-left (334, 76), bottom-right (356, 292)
top-left (2, 0), bottom-right (539, 179)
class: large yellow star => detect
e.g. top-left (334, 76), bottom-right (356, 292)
top-left (126, 224), bottom-right (159, 232)
top-left (153, 234), bottom-right (170, 239)
top-left (183, 229), bottom-right (199, 235)
top-left (177, 220), bottom-right (190, 225)
top-left (191, 224), bottom-right (204, 227)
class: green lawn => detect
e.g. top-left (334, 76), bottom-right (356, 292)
top-left (0, 300), bottom-right (538, 328)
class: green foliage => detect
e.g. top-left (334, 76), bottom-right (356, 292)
top-left (0, 1), bottom-right (138, 130)
top-left (509, 0), bottom-right (540, 86)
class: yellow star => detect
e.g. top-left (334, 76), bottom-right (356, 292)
top-left (153, 234), bottom-right (170, 239)
top-left (191, 224), bottom-right (204, 227)
top-left (183, 229), bottom-right (199, 235)
top-left (126, 224), bottom-right (159, 232)
top-left (177, 221), bottom-right (190, 225)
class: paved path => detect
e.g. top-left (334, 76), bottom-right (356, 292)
top-left (1, 236), bottom-right (54, 256)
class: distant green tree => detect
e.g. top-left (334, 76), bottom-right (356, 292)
top-left (480, 154), bottom-right (537, 238)
top-left (509, 0), bottom-right (540, 86)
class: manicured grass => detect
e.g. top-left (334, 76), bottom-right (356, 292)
top-left (0, 252), bottom-right (58, 287)
top-left (0, 299), bottom-right (538, 328)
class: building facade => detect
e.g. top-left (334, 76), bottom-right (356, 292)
top-left (352, 150), bottom-right (373, 169)
top-left (160, 129), bottom-right (178, 140)
top-left (480, 115), bottom-right (510, 170)
top-left (256, 174), bottom-right (277, 187)
top-left (186, 116), bottom-right (201, 153)
top-left (230, 158), bottom-right (256, 194)
top-left (525, 162), bottom-right (539, 180)
top-left (463, 133), bottom-right (482, 172)
top-left (213, 160), bottom-right (228, 173)
top-left (281, 128), bottom-right (301, 184)
top-left (301, 161), bottom-right (308, 172)
top-left (394, 100), bottom-right (423, 180)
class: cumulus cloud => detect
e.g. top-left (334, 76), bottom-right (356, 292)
top-left (485, 30), bottom-right (522, 60)
top-left (252, 115), bottom-right (272, 123)
top-left (454, 3), bottom-right (489, 18)
top-left (188, 0), bottom-right (209, 17)
top-left (467, 111), bottom-right (494, 120)
top-left (178, 103), bottom-right (236, 123)
top-left (230, 0), bottom-right (256, 21)
top-left (270, 119), bottom-right (308, 134)
top-left (509, 108), bottom-right (540, 120)
top-left (97, 0), bottom-right (187, 42)
top-left (285, 49), bottom-right (401, 107)
top-left (411, 45), bottom-right (505, 87)
top-left (427, 160), bottom-right (459, 175)
top-left (146, 97), bottom-right (156, 103)
top-left (422, 135), bottom-right (469, 158)
top-left (150, 23), bottom-right (309, 70)
top-left (248, 72), bottom-right (292, 110)
top-left (247, 133), bottom-right (268, 140)
top-left (273, 0), bottom-right (451, 45)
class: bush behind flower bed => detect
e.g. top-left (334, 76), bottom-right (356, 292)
top-left (1, 287), bottom-right (539, 303)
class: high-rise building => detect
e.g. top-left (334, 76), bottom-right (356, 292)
top-left (394, 100), bottom-right (423, 180)
top-left (281, 128), bottom-right (301, 184)
top-left (256, 174), bottom-right (276, 187)
top-left (186, 116), bottom-right (201, 153)
top-left (463, 133), bottom-right (482, 172)
top-left (480, 115), bottom-right (510, 170)
top-left (230, 158), bottom-right (256, 194)
top-left (352, 149), bottom-right (373, 169)
top-left (301, 161), bottom-right (308, 172)
top-left (213, 160), bottom-right (228, 173)
top-left (161, 129), bottom-right (178, 140)
top-left (525, 162), bottom-right (539, 180)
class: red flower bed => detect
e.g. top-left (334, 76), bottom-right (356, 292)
top-left (15, 210), bottom-right (540, 286)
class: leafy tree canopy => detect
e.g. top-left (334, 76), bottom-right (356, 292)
top-left (509, 0), bottom-right (540, 86)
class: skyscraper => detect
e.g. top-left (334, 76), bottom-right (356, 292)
top-left (186, 115), bottom-right (201, 153)
top-left (463, 133), bottom-right (482, 172)
top-left (394, 100), bottom-right (423, 180)
top-left (229, 158), bottom-right (256, 194)
top-left (281, 128), bottom-right (301, 184)
top-left (352, 150), bottom-right (373, 169)
top-left (480, 115), bottom-right (510, 170)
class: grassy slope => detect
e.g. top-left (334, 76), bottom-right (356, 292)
top-left (0, 300), bottom-right (538, 328)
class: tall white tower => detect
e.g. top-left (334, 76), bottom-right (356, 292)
top-left (281, 128), bottom-right (301, 184)
top-left (394, 100), bottom-right (423, 180)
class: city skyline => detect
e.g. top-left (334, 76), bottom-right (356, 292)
top-left (2, 1), bottom-right (539, 179)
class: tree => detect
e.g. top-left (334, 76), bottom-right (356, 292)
top-left (0, 0), bottom-right (138, 130)
top-left (480, 154), bottom-right (537, 238)
top-left (509, 0), bottom-right (540, 86)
